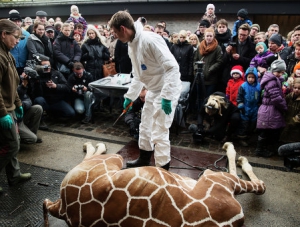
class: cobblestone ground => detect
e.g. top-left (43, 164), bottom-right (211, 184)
top-left (43, 101), bottom-right (265, 159)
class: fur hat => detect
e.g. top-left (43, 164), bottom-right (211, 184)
top-left (230, 65), bottom-right (244, 78)
top-left (293, 62), bottom-right (300, 73)
top-left (271, 59), bottom-right (286, 72)
top-left (251, 24), bottom-right (260, 32)
top-left (199, 19), bottom-right (211, 28)
top-left (269, 33), bottom-right (282, 46)
top-left (206, 3), bottom-right (215, 11)
top-left (9, 9), bottom-right (22, 21)
top-left (71, 5), bottom-right (79, 13)
top-left (256, 42), bottom-right (268, 53)
top-left (237, 8), bottom-right (248, 19)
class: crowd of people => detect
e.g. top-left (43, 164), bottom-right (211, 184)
top-left (1, 4), bottom-right (300, 191)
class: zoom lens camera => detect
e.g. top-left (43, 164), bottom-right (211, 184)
top-left (74, 85), bottom-right (84, 95)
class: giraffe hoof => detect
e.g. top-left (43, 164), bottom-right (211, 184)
top-left (83, 142), bottom-right (92, 152)
top-left (237, 156), bottom-right (248, 167)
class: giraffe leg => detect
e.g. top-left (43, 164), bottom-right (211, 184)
top-left (223, 142), bottom-right (238, 176)
top-left (95, 143), bottom-right (107, 155)
top-left (43, 199), bottom-right (63, 227)
top-left (83, 142), bottom-right (95, 160)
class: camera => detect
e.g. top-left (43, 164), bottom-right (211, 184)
top-left (140, 17), bottom-right (147, 25)
top-left (23, 55), bottom-right (50, 81)
top-left (74, 85), bottom-right (84, 95)
top-left (229, 42), bottom-right (237, 54)
top-left (284, 155), bottom-right (300, 171)
top-left (194, 61), bottom-right (205, 69)
top-left (43, 65), bottom-right (50, 72)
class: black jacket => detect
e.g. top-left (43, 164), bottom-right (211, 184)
top-left (114, 40), bottom-right (132, 74)
top-left (67, 70), bottom-right (93, 100)
top-left (81, 37), bottom-right (110, 81)
top-left (215, 28), bottom-right (232, 54)
top-left (170, 40), bottom-right (194, 82)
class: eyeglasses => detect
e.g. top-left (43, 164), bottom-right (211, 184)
top-left (8, 33), bottom-right (24, 40)
top-left (239, 33), bottom-right (248, 37)
top-left (46, 30), bottom-right (54, 33)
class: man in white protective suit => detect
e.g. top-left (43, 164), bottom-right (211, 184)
top-left (109, 11), bottom-right (182, 170)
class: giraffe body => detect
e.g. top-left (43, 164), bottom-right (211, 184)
top-left (43, 142), bottom-right (266, 227)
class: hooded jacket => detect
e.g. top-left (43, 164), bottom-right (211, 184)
top-left (10, 28), bottom-right (30, 68)
top-left (256, 71), bottom-right (287, 129)
top-left (237, 67), bottom-right (261, 121)
top-left (124, 21), bottom-right (181, 102)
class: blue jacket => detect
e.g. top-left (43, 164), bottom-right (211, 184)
top-left (237, 67), bottom-right (260, 121)
top-left (10, 29), bottom-right (30, 68)
top-left (231, 19), bottom-right (252, 39)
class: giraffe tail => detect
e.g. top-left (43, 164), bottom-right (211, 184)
top-left (43, 199), bottom-right (63, 226)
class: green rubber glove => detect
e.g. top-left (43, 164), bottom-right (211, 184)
top-left (123, 98), bottom-right (132, 111)
top-left (0, 114), bottom-right (13, 129)
top-left (161, 98), bottom-right (172, 115)
top-left (15, 106), bottom-right (23, 120)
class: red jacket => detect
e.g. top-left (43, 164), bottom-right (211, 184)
top-left (226, 77), bottom-right (244, 106)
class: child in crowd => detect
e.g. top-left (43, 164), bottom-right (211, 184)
top-left (280, 78), bottom-right (300, 143)
top-left (215, 19), bottom-right (232, 53)
top-left (232, 8), bottom-right (252, 39)
top-left (236, 67), bottom-right (260, 146)
top-left (250, 42), bottom-right (274, 81)
top-left (226, 65), bottom-right (245, 106)
top-left (256, 59), bottom-right (287, 157)
top-left (201, 3), bottom-right (218, 28)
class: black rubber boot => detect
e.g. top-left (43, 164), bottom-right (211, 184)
top-left (160, 162), bottom-right (170, 171)
top-left (126, 149), bottom-right (153, 168)
top-left (255, 136), bottom-right (273, 157)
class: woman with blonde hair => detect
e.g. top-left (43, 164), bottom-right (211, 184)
top-left (189, 33), bottom-right (199, 52)
top-left (81, 25), bottom-right (110, 81)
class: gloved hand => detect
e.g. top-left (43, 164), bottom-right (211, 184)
top-left (161, 98), bottom-right (172, 115)
top-left (68, 61), bottom-right (74, 69)
top-left (123, 98), bottom-right (132, 111)
top-left (15, 106), bottom-right (23, 120)
top-left (129, 122), bottom-right (137, 136)
top-left (0, 114), bottom-right (13, 129)
top-left (238, 103), bottom-right (245, 115)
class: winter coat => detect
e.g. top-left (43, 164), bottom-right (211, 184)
top-left (81, 37), bottom-right (110, 81)
top-left (286, 53), bottom-right (300, 77)
top-left (31, 69), bottom-right (70, 105)
top-left (280, 92), bottom-right (300, 142)
top-left (53, 33), bottom-right (82, 66)
top-left (27, 34), bottom-right (54, 62)
top-left (124, 21), bottom-right (181, 102)
top-left (170, 40), bottom-right (194, 82)
top-left (250, 51), bottom-right (274, 69)
top-left (215, 28), bottom-right (231, 54)
top-left (226, 77), bottom-right (244, 106)
top-left (0, 42), bottom-right (22, 116)
top-left (114, 40), bottom-right (132, 74)
top-left (237, 68), bottom-right (260, 121)
top-left (194, 41), bottom-right (223, 85)
top-left (10, 28), bottom-right (30, 68)
top-left (67, 70), bottom-right (93, 100)
top-left (17, 83), bottom-right (32, 112)
top-left (231, 19), bottom-right (252, 39)
top-left (257, 71), bottom-right (287, 129)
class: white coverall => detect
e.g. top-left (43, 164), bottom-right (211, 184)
top-left (124, 21), bottom-right (182, 166)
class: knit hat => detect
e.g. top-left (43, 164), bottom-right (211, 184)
top-left (251, 24), bottom-right (260, 32)
top-left (269, 33), bottom-right (282, 46)
top-left (71, 5), bottom-right (79, 13)
top-left (256, 42), bottom-right (268, 53)
top-left (36, 11), bottom-right (47, 17)
top-left (237, 8), bottom-right (248, 19)
top-left (199, 19), bottom-right (211, 28)
top-left (271, 59), bottom-right (286, 72)
top-left (9, 9), bottom-right (22, 21)
top-left (206, 3), bottom-right (215, 11)
top-left (293, 62), bottom-right (300, 73)
top-left (230, 65), bottom-right (244, 77)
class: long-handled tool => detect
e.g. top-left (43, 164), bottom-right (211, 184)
top-left (113, 102), bottom-right (133, 126)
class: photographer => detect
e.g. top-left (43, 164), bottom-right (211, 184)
top-left (32, 60), bottom-right (75, 119)
top-left (124, 88), bottom-right (147, 139)
top-left (67, 62), bottom-right (94, 124)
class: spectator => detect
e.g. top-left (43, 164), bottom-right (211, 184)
top-left (73, 30), bottom-right (83, 47)
top-left (200, 3), bottom-right (217, 28)
top-left (23, 17), bottom-right (32, 30)
top-left (55, 17), bottom-right (62, 23)
top-left (27, 10), bottom-right (47, 34)
top-left (265, 24), bottom-right (280, 46)
top-left (154, 23), bottom-right (171, 49)
top-left (286, 40), bottom-right (300, 76)
top-left (170, 32), bottom-right (179, 47)
top-left (67, 62), bottom-right (94, 124)
top-left (250, 24), bottom-right (260, 43)
top-left (236, 67), bottom-right (261, 147)
top-left (53, 23), bottom-right (82, 79)
top-left (226, 65), bottom-right (245, 106)
top-left (0, 19), bottom-right (31, 192)
top-left (195, 19), bottom-right (210, 42)
top-left (189, 33), bottom-right (200, 52)
top-left (54, 21), bottom-right (63, 38)
top-left (45, 25), bottom-right (55, 43)
top-left (124, 88), bottom-right (147, 139)
top-left (48, 18), bottom-right (55, 26)
top-left (160, 20), bottom-right (170, 36)
top-left (17, 72), bottom-right (43, 144)
top-left (107, 28), bottom-right (118, 62)
top-left (32, 60), bottom-right (75, 119)
top-left (254, 31), bottom-right (266, 44)
top-left (171, 30), bottom-right (194, 83)
top-left (215, 19), bottom-right (231, 54)
top-left (81, 25), bottom-right (110, 81)
top-left (265, 33), bottom-right (289, 67)
top-left (256, 59), bottom-right (287, 157)
top-left (73, 23), bottom-right (84, 40)
top-left (232, 8), bottom-right (252, 39)
top-left (114, 39), bottom-right (132, 74)
top-left (250, 42), bottom-right (274, 81)
top-left (9, 9), bottom-right (30, 75)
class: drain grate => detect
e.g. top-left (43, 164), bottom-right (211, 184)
top-left (0, 163), bottom-right (66, 227)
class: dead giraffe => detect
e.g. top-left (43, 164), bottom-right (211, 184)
top-left (43, 142), bottom-right (266, 227)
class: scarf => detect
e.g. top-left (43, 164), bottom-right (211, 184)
top-left (199, 38), bottom-right (218, 56)
top-left (86, 37), bottom-right (101, 45)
